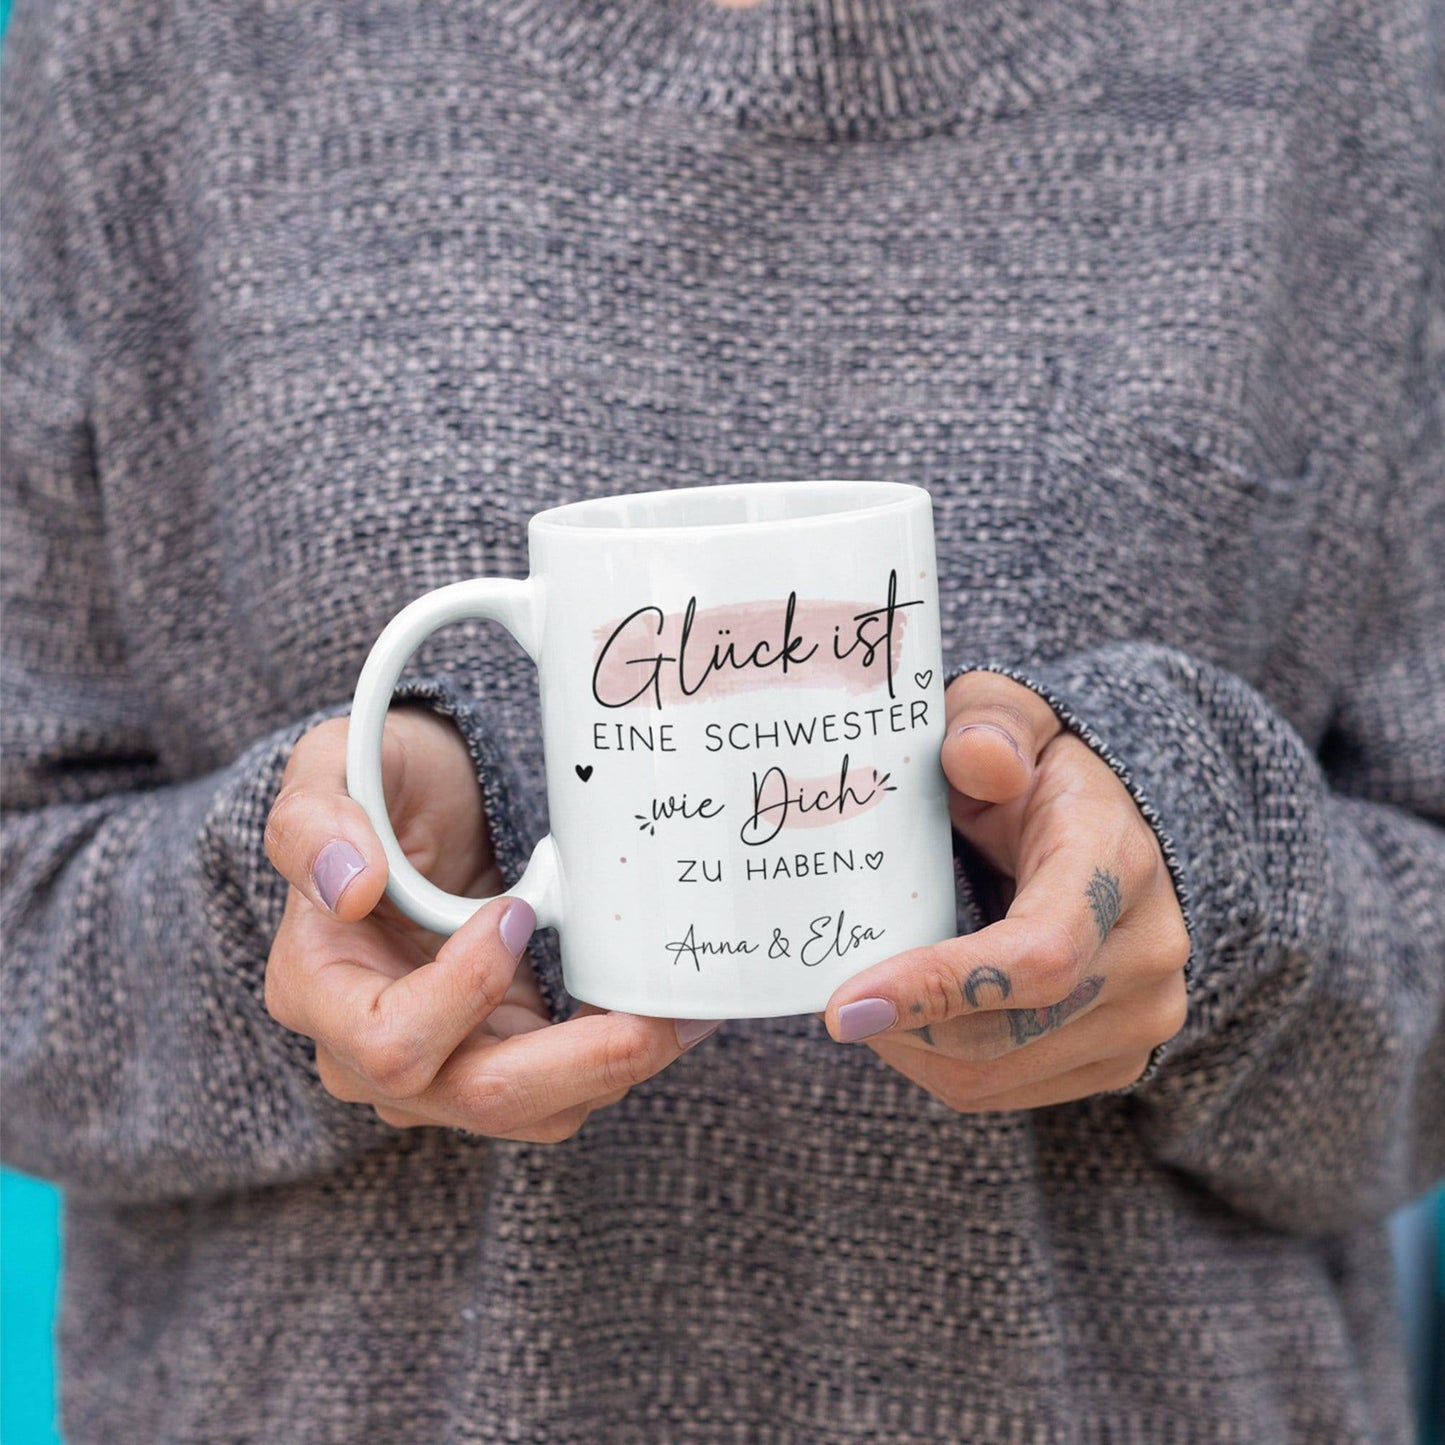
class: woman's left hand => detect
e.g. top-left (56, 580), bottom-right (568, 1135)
top-left (821, 672), bottom-right (1191, 1111)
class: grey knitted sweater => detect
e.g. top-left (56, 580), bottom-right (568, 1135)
top-left (2, 0), bottom-right (1442, 1439)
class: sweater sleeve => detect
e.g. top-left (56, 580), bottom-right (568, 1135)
top-left (953, 407), bottom-right (1444, 1236)
top-left (954, 39), bottom-right (1444, 1233)
top-left (0, 4), bottom-right (534, 1203)
top-left (1, 669), bottom-right (530, 1206)
top-left (0, 463), bottom-right (528, 1205)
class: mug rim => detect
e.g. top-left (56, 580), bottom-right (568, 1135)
top-left (529, 479), bottom-right (928, 537)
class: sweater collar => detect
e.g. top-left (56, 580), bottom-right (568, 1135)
top-left (487, 0), bottom-right (1117, 140)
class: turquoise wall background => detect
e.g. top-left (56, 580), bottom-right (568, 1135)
top-left (2, 17), bottom-right (61, 1445)
top-left (2, 1170), bottom-right (61, 1445)
top-left (2, 20), bottom-right (61, 1445)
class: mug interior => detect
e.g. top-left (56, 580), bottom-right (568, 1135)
top-left (531, 480), bottom-right (923, 534)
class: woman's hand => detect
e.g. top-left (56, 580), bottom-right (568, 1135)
top-left (821, 673), bottom-right (1190, 1111)
top-left (263, 705), bottom-right (716, 1142)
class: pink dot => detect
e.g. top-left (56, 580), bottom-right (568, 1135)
top-left (903, 755), bottom-right (911, 764)
top-left (614, 913), bottom-right (622, 921)
top-left (911, 891), bottom-right (918, 899)
top-left (619, 856), bottom-right (627, 863)
top-left (919, 570), bottom-right (926, 578)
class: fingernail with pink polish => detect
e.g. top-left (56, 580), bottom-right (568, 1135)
top-left (499, 899), bottom-right (536, 958)
top-left (313, 840), bottom-right (366, 913)
top-left (676, 1019), bottom-right (722, 1049)
top-left (836, 997), bottom-right (898, 1042)
top-left (950, 723), bottom-right (1024, 760)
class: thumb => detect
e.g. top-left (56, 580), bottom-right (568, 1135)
top-left (941, 672), bottom-right (1063, 804)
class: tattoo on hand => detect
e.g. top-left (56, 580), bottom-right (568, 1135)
top-left (1085, 868), bottom-right (1122, 941)
top-left (907, 1023), bottom-right (936, 1047)
top-left (1006, 975), bottom-right (1104, 1046)
top-left (962, 965), bottom-right (1012, 1009)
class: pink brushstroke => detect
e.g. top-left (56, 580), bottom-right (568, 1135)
top-left (591, 594), bottom-right (912, 709)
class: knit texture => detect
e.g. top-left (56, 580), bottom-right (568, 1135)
top-left (2, 0), bottom-right (1442, 1439)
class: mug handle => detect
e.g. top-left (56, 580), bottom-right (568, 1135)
top-left (345, 577), bottom-right (564, 935)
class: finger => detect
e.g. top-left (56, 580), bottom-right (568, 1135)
top-left (941, 672), bottom-right (1063, 805)
top-left (373, 1104), bottom-right (436, 1128)
top-left (369, 1091), bottom-right (593, 1142)
top-left (544, 1003), bottom-right (651, 1110)
top-left (955, 1054), bottom-right (1155, 1111)
top-left (353, 1082), bottom-right (608, 1144)
top-left (878, 907), bottom-right (1186, 1062)
top-left (824, 905), bottom-right (1100, 1046)
top-left (827, 748), bottom-right (1161, 1042)
top-left (871, 1027), bottom-right (1158, 1114)
top-left (379, 1091), bottom-right (614, 1144)
top-left (318, 1035), bottom-right (633, 1138)
top-left (473, 999), bottom-right (705, 1121)
top-left (315, 1043), bottom-right (431, 1121)
top-left (316, 1044), bottom-right (464, 1130)
top-left (481, 957), bottom-right (555, 1041)
top-left (273, 894), bottom-right (538, 1099)
top-left (864, 978), bottom-right (1183, 1103)
top-left (886, 968), bottom-right (1109, 1060)
top-left (264, 716), bottom-right (398, 920)
top-left (949, 727), bottom-right (1140, 885)
top-left (422, 1010), bottom-right (699, 1136)
top-left (486, 1083), bottom-right (635, 1144)
top-left (323, 1000), bottom-right (711, 1143)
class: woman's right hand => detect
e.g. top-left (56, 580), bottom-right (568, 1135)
top-left (262, 705), bottom-right (718, 1143)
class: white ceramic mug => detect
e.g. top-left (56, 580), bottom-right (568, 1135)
top-left (347, 480), bottom-right (957, 1018)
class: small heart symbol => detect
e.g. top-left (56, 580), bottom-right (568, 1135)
top-left (865, 851), bottom-right (884, 871)
top-left (914, 670), bottom-right (933, 689)
top-left (575, 764), bottom-right (594, 782)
